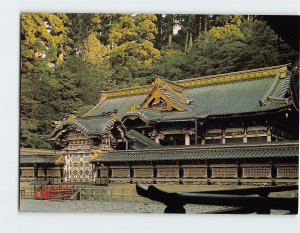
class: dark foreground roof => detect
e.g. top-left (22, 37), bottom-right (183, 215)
top-left (92, 141), bottom-right (299, 163)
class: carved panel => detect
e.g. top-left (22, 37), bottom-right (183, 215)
top-left (211, 165), bottom-right (238, 178)
top-left (156, 166), bottom-right (179, 178)
top-left (242, 165), bottom-right (272, 178)
top-left (47, 168), bottom-right (61, 177)
top-left (276, 166), bottom-right (298, 178)
top-left (149, 97), bottom-right (166, 109)
top-left (21, 168), bottom-right (34, 177)
top-left (182, 167), bottom-right (207, 178)
top-left (205, 129), bottom-right (222, 138)
top-left (225, 128), bottom-right (244, 136)
top-left (111, 168), bottom-right (130, 178)
top-left (133, 168), bottom-right (153, 178)
top-left (247, 126), bottom-right (268, 135)
top-left (99, 168), bottom-right (108, 178)
top-left (38, 169), bottom-right (45, 177)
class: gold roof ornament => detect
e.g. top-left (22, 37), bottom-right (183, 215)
top-left (111, 112), bottom-right (118, 119)
top-left (128, 105), bottom-right (139, 112)
top-left (140, 86), bottom-right (187, 111)
top-left (55, 155), bottom-right (65, 165)
top-left (67, 114), bottom-right (77, 121)
top-left (90, 149), bottom-right (107, 161)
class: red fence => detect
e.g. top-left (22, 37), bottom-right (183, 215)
top-left (33, 183), bottom-right (75, 200)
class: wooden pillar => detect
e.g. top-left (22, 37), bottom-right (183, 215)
top-left (34, 164), bottom-right (38, 179)
top-left (184, 132), bottom-right (190, 145)
top-left (221, 129), bottom-right (225, 144)
top-left (60, 165), bottom-right (64, 180)
top-left (267, 128), bottom-right (272, 142)
top-left (243, 126), bottom-right (247, 143)
top-left (44, 164), bottom-right (47, 180)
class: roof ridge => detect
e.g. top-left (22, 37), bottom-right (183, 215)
top-left (105, 141), bottom-right (298, 154)
top-left (163, 85), bottom-right (191, 104)
top-left (96, 65), bottom-right (289, 98)
top-left (177, 64), bottom-right (289, 84)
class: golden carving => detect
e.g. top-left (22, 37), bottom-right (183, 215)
top-left (67, 114), bottom-right (77, 121)
top-left (104, 87), bottom-right (152, 98)
top-left (128, 105), bottom-right (139, 112)
top-left (111, 112), bottom-right (118, 119)
top-left (90, 149), bottom-right (99, 160)
top-left (179, 66), bottom-right (288, 88)
top-left (90, 149), bottom-right (107, 161)
top-left (55, 155), bottom-right (65, 165)
top-left (141, 87), bottom-right (186, 111)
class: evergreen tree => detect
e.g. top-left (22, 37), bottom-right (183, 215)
top-left (21, 13), bottom-right (72, 72)
top-left (83, 32), bottom-right (107, 64)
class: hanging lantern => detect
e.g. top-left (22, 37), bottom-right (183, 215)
top-left (285, 112), bottom-right (289, 118)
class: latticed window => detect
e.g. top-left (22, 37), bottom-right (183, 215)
top-left (21, 168), bottom-right (34, 177)
top-left (183, 167), bottom-right (207, 178)
top-left (211, 167), bottom-right (237, 178)
top-left (157, 168), bottom-right (179, 178)
top-left (243, 167), bottom-right (271, 178)
top-left (38, 169), bottom-right (45, 177)
top-left (134, 169), bottom-right (153, 178)
top-left (99, 169), bottom-right (108, 177)
top-left (47, 168), bottom-right (60, 177)
top-left (111, 168), bottom-right (130, 178)
top-left (277, 167), bottom-right (298, 178)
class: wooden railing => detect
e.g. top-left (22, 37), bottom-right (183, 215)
top-left (76, 186), bottom-right (153, 203)
top-left (20, 185), bottom-right (153, 204)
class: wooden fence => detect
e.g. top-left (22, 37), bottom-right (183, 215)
top-left (20, 185), bottom-right (153, 204)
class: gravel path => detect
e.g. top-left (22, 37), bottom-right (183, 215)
top-left (19, 200), bottom-right (290, 214)
top-left (19, 199), bottom-right (224, 214)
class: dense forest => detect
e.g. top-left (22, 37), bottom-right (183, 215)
top-left (20, 13), bottom-right (298, 149)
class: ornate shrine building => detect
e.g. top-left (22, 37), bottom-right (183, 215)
top-left (36, 64), bottom-right (298, 186)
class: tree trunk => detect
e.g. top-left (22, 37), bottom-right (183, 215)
top-left (168, 15), bottom-right (174, 47)
top-left (155, 14), bottom-right (162, 49)
top-left (184, 30), bottom-right (189, 53)
top-left (188, 30), bottom-right (193, 49)
top-left (195, 15), bottom-right (201, 40)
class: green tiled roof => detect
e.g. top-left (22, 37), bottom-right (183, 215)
top-left (128, 129), bottom-right (163, 149)
top-left (92, 141), bottom-right (298, 163)
top-left (85, 65), bottom-right (292, 121)
top-left (20, 148), bottom-right (62, 156)
top-left (159, 86), bottom-right (192, 111)
top-left (20, 155), bottom-right (61, 164)
top-left (122, 109), bottom-right (162, 123)
top-left (48, 116), bottom-right (119, 138)
top-left (88, 94), bottom-right (148, 117)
